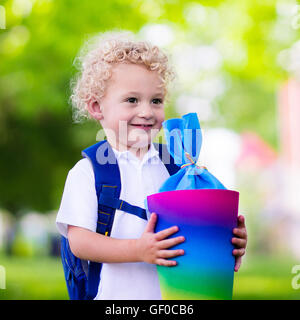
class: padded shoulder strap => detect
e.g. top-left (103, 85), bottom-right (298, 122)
top-left (82, 140), bottom-right (121, 204)
top-left (82, 140), bottom-right (121, 299)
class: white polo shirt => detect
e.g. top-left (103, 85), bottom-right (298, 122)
top-left (56, 143), bottom-right (170, 300)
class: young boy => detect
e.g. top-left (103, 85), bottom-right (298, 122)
top-left (56, 30), bottom-right (247, 300)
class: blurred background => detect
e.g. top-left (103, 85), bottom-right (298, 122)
top-left (0, 0), bottom-right (300, 299)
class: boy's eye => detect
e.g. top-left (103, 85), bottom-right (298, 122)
top-left (152, 98), bottom-right (163, 104)
top-left (127, 97), bottom-right (138, 103)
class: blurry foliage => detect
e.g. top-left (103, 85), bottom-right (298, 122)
top-left (0, 0), bottom-right (299, 214)
top-left (0, 0), bottom-right (147, 213)
top-left (218, 78), bottom-right (279, 148)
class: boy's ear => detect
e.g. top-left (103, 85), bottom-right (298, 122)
top-left (87, 100), bottom-right (103, 120)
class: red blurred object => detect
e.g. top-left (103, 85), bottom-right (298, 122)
top-left (278, 78), bottom-right (300, 168)
top-left (236, 132), bottom-right (277, 169)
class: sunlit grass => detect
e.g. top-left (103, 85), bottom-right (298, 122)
top-left (233, 254), bottom-right (300, 300)
top-left (0, 254), bottom-right (68, 300)
top-left (0, 253), bottom-right (299, 300)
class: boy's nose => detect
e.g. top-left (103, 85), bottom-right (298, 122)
top-left (138, 103), bottom-right (155, 119)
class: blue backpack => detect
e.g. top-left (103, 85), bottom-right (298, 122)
top-left (60, 140), bottom-right (180, 300)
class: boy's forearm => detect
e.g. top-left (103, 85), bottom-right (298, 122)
top-left (68, 225), bottom-right (141, 263)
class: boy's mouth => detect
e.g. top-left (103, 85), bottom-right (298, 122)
top-left (130, 124), bottom-right (154, 131)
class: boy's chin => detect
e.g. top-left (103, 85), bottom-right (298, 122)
top-left (127, 138), bottom-right (152, 150)
top-left (127, 132), bottom-right (154, 149)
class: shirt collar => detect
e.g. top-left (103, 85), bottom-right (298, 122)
top-left (111, 143), bottom-right (160, 164)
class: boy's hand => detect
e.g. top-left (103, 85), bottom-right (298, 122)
top-left (232, 215), bottom-right (247, 272)
top-left (137, 212), bottom-right (185, 267)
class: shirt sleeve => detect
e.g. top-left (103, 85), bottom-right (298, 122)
top-left (56, 158), bottom-right (98, 238)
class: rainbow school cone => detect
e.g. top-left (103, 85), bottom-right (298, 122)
top-left (147, 189), bottom-right (239, 300)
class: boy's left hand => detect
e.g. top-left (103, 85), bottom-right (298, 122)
top-left (232, 215), bottom-right (247, 272)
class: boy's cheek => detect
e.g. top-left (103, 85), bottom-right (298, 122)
top-left (155, 114), bottom-right (164, 130)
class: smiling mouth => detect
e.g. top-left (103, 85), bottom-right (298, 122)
top-left (130, 124), bottom-right (154, 131)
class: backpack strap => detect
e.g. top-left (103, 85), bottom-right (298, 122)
top-left (98, 193), bottom-right (147, 220)
top-left (82, 140), bottom-right (121, 234)
top-left (82, 140), bottom-right (121, 299)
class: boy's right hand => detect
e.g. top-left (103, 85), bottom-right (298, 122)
top-left (136, 212), bottom-right (185, 267)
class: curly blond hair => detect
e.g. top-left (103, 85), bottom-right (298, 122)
top-left (70, 29), bottom-right (177, 122)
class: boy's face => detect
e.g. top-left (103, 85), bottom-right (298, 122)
top-left (92, 63), bottom-right (165, 152)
